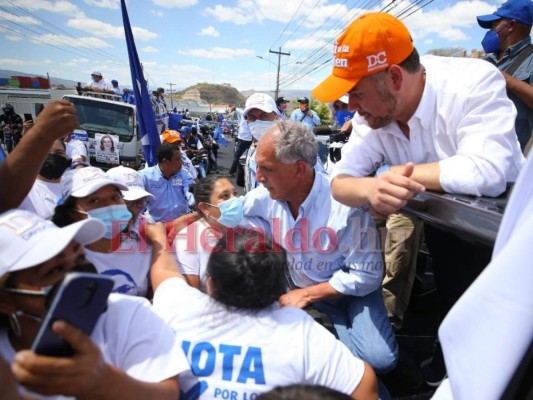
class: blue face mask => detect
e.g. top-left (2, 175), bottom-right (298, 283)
top-left (481, 22), bottom-right (509, 54)
top-left (84, 204), bottom-right (132, 239)
top-left (208, 197), bottom-right (244, 228)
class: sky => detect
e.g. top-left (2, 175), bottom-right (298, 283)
top-left (0, 0), bottom-right (504, 94)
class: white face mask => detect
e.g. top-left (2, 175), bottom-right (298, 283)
top-left (248, 120), bottom-right (275, 141)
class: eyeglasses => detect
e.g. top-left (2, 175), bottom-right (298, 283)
top-left (245, 112), bottom-right (272, 123)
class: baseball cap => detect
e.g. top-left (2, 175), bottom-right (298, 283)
top-left (180, 125), bottom-right (192, 133)
top-left (276, 96), bottom-right (289, 106)
top-left (244, 93), bottom-right (280, 117)
top-left (107, 166), bottom-right (155, 202)
top-left (161, 129), bottom-right (183, 144)
top-left (91, 71), bottom-right (102, 77)
top-left (477, 0), bottom-right (533, 28)
top-left (297, 97), bottom-right (309, 104)
top-left (61, 166), bottom-right (128, 200)
top-left (312, 12), bottom-right (414, 102)
top-left (0, 209), bottom-right (105, 275)
top-left (111, 79), bottom-right (118, 85)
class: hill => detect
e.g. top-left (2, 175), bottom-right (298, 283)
top-left (177, 83), bottom-right (246, 106)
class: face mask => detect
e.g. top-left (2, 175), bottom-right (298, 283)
top-left (248, 120), bottom-right (275, 141)
top-left (481, 22), bottom-right (509, 54)
top-left (208, 197), bottom-right (244, 228)
top-left (39, 153), bottom-right (71, 180)
top-left (81, 204), bottom-right (132, 239)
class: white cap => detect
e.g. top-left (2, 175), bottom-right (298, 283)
top-left (91, 71), bottom-right (102, 77)
top-left (339, 95), bottom-right (349, 104)
top-left (243, 93), bottom-right (280, 117)
top-left (0, 209), bottom-right (105, 275)
top-left (107, 166), bottom-right (155, 201)
top-left (61, 166), bottom-right (128, 200)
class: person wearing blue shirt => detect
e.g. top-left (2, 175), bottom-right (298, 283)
top-left (477, 0), bottom-right (533, 153)
top-left (139, 142), bottom-right (194, 222)
top-left (242, 120), bottom-right (398, 388)
top-left (289, 97), bottom-right (321, 131)
top-left (333, 95), bottom-right (355, 129)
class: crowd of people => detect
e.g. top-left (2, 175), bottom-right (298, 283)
top-left (0, 1), bottom-right (532, 399)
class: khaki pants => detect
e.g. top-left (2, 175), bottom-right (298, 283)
top-left (377, 213), bottom-right (424, 330)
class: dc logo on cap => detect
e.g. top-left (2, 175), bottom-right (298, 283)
top-left (367, 51), bottom-right (388, 71)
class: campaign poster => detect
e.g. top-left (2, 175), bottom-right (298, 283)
top-left (95, 133), bottom-right (120, 164)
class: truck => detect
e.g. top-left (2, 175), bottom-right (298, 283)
top-left (0, 88), bottom-right (52, 121)
top-left (61, 92), bottom-right (144, 170)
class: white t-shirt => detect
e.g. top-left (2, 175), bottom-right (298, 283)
top-left (174, 219), bottom-right (221, 292)
top-left (236, 108), bottom-right (252, 141)
top-left (152, 278), bottom-right (365, 399)
top-left (85, 79), bottom-right (113, 92)
top-left (18, 180), bottom-right (61, 220)
top-left (333, 54), bottom-right (524, 197)
top-left (0, 294), bottom-right (189, 400)
top-left (66, 140), bottom-right (88, 162)
top-left (84, 235), bottom-right (151, 297)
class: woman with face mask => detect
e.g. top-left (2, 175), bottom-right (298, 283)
top-left (174, 174), bottom-right (244, 291)
top-left (0, 209), bottom-right (188, 400)
top-left (18, 139), bottom-right (71, 220)
top-left (52, 167), bottom-right (152, 297)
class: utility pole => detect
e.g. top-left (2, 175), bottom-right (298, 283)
top-left (167, 82), bottom-right (175, 110)
top-left (269, 47), bottom-right (290, 100)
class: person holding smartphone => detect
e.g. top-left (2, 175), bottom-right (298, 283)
top-left (0, 209), bottom-right (188, 400)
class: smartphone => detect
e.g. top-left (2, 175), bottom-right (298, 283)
top-left (31, 273), bottom-right (114, 357)
top-left (24, 113), bottom-right (33, 122)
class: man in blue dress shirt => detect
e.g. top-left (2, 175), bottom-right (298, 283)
top-left (139, 142), bottom-right (194, 222)
top-left (242, 120), bottom-right (398, 378)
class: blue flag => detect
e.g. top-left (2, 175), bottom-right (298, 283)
top-left (213, 123), bottom-right (228, 147)
top-left (120, 0), bottom-right (160, 166)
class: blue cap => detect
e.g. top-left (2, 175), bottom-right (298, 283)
top-left (180, 126), bottom-right (191, 133)
top-left (477, 0), bottom-right (533, 29)
top-left (111, 79), bottom-right (118, 85)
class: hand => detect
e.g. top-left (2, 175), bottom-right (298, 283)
top-left (279, 288), bottom-right (312, 309)
top-left (11, 321), bottom-right (108, 398)
top-left (31, 101), bottom-right (78, 141)
top-left (22, 120), bottom-right (34, 136)
top-left (369, 162), bottom-right (425, 216)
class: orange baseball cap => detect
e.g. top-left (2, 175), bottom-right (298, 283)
top-left (312, 12), bottom-right (414, 103)
top-left (161, 129), bottom-right (183, 144)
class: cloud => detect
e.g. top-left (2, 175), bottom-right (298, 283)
top-left (0, 11), bottom-right (40, 25)
top-left (142, 46), bottom-right (159, 53)
top-left (150, 10), bottom-right (165, 17)
top-left (403, 0), bottom-right (496, 44)
top-left (284, 37), bottom-right (329, 51)
top-left (67, 18), bottom-right (158, 40)
top-left (177, 47), bottom-right (255, 59)
top-left (29, 33), bottom-right (113, 49)
top-left (6, 35), bottom-right (23, 41)
top-left (0, 58), bottom-right (53, 66)
top-left (3, 0), bottom-right (84, 17)
top-left (83, 0), bottom-right (118, 9)
top-left (151, 0), bottom-right (198, 8)
top-left (203, 0), bottom-right (352, 28)
top-left (198, 26), bottom-right (220, 37)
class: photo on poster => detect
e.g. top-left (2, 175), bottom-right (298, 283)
top-left (95, 133), bottom-right (120, 164)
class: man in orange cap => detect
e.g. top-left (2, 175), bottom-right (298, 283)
top-left (312, 12), bottom-right (524, 387)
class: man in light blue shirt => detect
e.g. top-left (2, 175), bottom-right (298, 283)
top-left (139, 142), bottom-right (193, 222)
top-left (242, 120), bottom-right (398, 378)
top-left (289, 97), bottom-right (321, 131)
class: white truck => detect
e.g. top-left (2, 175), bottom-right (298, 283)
top-left (61, 92), bottom-right (144, 170)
